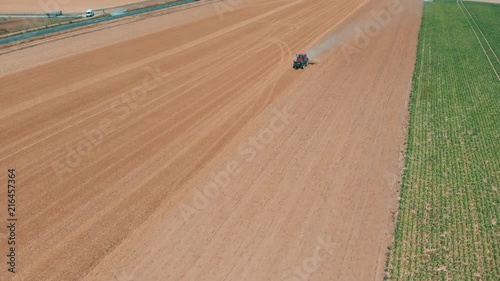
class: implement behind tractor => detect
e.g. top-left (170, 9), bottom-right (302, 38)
top-left (293, 53), bottom-right (315, 70)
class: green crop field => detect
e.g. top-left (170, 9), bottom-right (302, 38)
top-left (386, 0), bottom-right (500, 280)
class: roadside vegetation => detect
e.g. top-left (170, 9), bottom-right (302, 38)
top-left (0, 17), bottom-right (79, 36)
top-left (387, 0), bottom-right (499, 279)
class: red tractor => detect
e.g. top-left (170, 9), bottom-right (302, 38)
top-left (293, 53), bottom-right (313, 69)
top-left (293, 53), bottom-right (309, 69)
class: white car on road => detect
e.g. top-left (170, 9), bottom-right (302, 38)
top-left (85, 9), bottom-right (94, 18)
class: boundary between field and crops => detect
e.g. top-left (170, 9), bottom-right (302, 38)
top-left (382, 3), bottom-right (425, 279)
top-left (457, 0), bottom-right (500, 80)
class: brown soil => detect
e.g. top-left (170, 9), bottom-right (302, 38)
top-left (0, 0), bottom-right (422, 280)
top-left (2, 0), bottom-right (147, 14)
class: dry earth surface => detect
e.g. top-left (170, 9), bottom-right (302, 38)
top-left (1, 0), bottom-right (146, 14)
top-left (0, 0), bottom-right (422, 280)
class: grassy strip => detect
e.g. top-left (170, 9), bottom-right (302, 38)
top-left (386, 0), bottom-right (500, 280)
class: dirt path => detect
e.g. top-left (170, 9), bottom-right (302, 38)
top-left (0, 0), bottom-right (422, 280)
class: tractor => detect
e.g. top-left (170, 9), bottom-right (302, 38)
top-left (293, 53), bottom-right (309, 69)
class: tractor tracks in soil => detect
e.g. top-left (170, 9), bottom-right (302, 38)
top-left (0, 0), bottom-right (421, 280)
